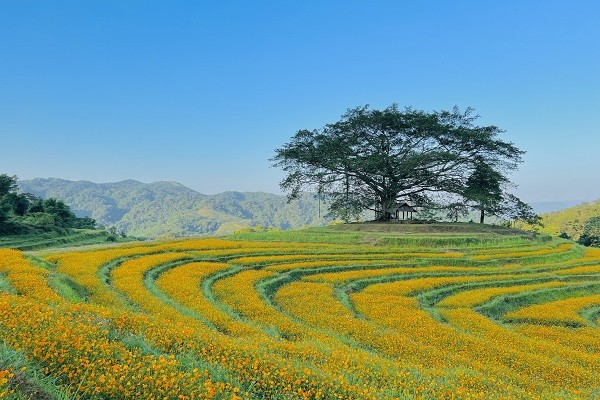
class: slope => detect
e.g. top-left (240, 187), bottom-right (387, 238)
top-left (524, 199), bottom-right (600, 239)
top-left (18, 178), bottom-right (326, 238)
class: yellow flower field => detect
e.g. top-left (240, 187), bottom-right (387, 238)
top-left (0, 233), bottom-right (599, 399)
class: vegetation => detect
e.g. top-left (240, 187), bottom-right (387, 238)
top-left (272, 104), bottom-right (536, 224)
top-left (461, 161), bottom-right (539, 225)
top-left (0, 230), bottom-right (119, 251)
top-left (0, 225), bottom-right (597, 398)
top-left (0, 174), bottom-right (96, 236)
top-left (230, 222), bottom-right (536, 247)
top-left (462, 159), bottom-right (505, 223)
top-left (576, 216), bottom-right (600, 247)
top-left (18, 176), bottom-right (546, 239)
top-left (520, 199), bottom-right (600, 245)
top-left (19, 178), bottom-right (328, 238)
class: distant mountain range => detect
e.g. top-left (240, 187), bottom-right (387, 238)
top-left (18, 178), bottom-right (328, 238)
top-left (19, 178), bottom-right (593, 240)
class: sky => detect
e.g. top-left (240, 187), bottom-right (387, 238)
top-left (1, 1), bottom-right (598, 203)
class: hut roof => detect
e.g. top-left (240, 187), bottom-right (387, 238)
top-left (394, 202), bottom-right (416, 212)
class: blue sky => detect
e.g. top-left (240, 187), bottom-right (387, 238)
top-left (1, 1), bottom-right (598, 202)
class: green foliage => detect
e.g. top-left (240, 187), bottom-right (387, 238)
top-left (522, 199), bottom-right (600, 239)
top-left (18, 178), bottom-right (329, 238)
top-left (442, 203), bottom-right (468, 223)
top-left (72, 216), bottom-right (96, 229)
top-left (272, 104), bottom-right (524, 221)
top-left (0, 174), bottom-right (18, 197)
top-left (416, 208), bottom-right (438, 221)
top-left (576, 234), bottom-right (600, 247)
top-left (20, 212), bottom-right (57, 231)
top-left (327, 195), bottom-right (364, 223)
top-left (228, 223), bottom-right (534, 247)
top-left (0, 342), bottom-right (72, 400)
top-left (498, 194), bottom-right (541, 226)
top-left (0, 174), bottom-right (98, 236)
top-left (576, 217), bottom-right (600, 246)
top-left (462, 159), bottom-right (505, 223)
top-left (583, 216), bottom-right (600, 237)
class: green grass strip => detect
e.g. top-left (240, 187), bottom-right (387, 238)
top-left (476, 282), bottom-right (600, 327)
top-left (0, 342), bottom-right (73, 400)
top-left (0, 273), bottom-right (17, 295)
top-left (27, 256), bottom-right (90, 303)
top-left (1, 230), bottom-right (115, 251)
top-left (142, 257), bottom-right (224, 331)
top-left (579, 305), bottom-right (600, 327)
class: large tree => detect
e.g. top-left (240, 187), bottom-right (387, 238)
top-left (272, 104), bottom-right (525, 220)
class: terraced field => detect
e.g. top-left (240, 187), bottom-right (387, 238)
top-left (0, 226), bottom-right (599, 399)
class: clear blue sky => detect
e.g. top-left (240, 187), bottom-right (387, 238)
top-left (1, 1), bottom-right (598, 202)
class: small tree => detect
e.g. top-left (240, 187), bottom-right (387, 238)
top-left (583, 216), bottom-right (600, 237)
top-left (22, 212), bottom-right (57, 231)
top-left (0, 175), bottom-right (21, 232)
top-left (0, 202), bottom-right (11, 226)
top-left (41, 198), bottom-right (76, 228)
top-left (73, 216), bottom-right (97, 229)
top-left (577, 216), bottom-right (600, 247)
top-left (0, 174), bottom-right (18, 197)
top-left (577, 234), bottom-right (600, 247)
top-left (462, 159), bottom-right (505, 223)
top-left (3, 193), bottom-right (30, 216)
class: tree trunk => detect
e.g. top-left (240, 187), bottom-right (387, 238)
top-left (377, 194), bottom-right (396, 221)
top-left (480, 208), bottom-right (485, 224)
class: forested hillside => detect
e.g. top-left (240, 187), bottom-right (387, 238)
top-left (19, 178), bottom-right (327, 238)
top-left (520, 199), bottom-right (600, 240)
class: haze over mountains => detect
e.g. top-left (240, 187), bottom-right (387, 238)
top-left (18, 178), bottom-right (326, 238)
top-left (528, 200), bottom-right (588, 214)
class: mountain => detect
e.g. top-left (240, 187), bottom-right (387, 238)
top-left (18, 178), bottom-right (327, 238)
top-left (528, 199), bottom-right (600, 238)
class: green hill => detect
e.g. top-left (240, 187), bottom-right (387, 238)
top-left (526, 199), bottom-right (600, 239)
top-left (18, 178), bottom-right (327, 238)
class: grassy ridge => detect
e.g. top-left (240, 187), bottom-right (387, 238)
top-left (229, 223), bottom-right (540, 247)
top-left (0, 230), bottom-right (120, 251)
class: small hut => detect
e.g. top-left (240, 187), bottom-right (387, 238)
top-left (392, 202), bottom-right (416, 221)
top-left (375, 202), bottom-right (417, 221)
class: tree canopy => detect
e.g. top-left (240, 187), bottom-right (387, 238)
top-left (272, 104), bottom-right (536, 223)
top-left (462, 158), bottom-right (506, 223)
top-left (0, 174), bottom-right (97, 234)
top-left (577, 216), bottom-right (600, 247)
